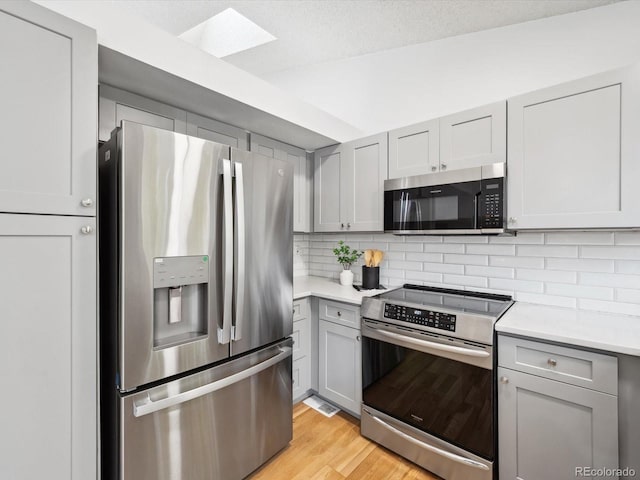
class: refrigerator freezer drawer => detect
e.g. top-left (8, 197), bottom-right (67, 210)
top-left (119, 340), bottom-right (293, 480)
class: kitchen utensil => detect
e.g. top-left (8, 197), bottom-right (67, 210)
top-left (373, 250), bottom-right (384, 267)
top-left (364, 249), bottom-right (373, 267)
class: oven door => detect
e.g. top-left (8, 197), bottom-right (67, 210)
top-left (384, 180), bottom-right (481, 234)
top-left (361, 321), bottom-right (494, 462)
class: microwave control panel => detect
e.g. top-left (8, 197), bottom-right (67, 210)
top-left (480, 178), bottom-right (504, 228)
top-left (384, 303), bottom-right (456, 332)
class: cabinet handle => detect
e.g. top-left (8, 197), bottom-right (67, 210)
top-left (81, 226), bottom-right (94, 235)
top-left (499, 376), bottom-right (509, 384)
top-left (347, 223), bottom-right (351, 228)
top-left (337, 311), bottom-right (342, 317)
top-left (356, 335), bottom-right (361, 342)
top-left (547, 358), bottom-right (557, 367)
top-left (431, 166), bottom-right (437, 172)
top-left (81, 198), bottom-right (94, 207)
top-left (440, 164), bottom-right (447, 170)
top-left (341, 223), bottom-right (345, 229)
top-left (508, 217), bottom-right (517, 224)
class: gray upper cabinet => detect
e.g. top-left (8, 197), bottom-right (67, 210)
top-left (99, 84), bottom-right (187, 141)
top-left (0, 1), bottom-right (97, 217)
top-left (0, 213), bottom-right (97, 480)
top-left (186, 112), bottom-right (247, 149)
top-left (388, 119), bottom-right (439, 178)
top-left (387, 101), bottom-right (506, 179)
top-left (507, 64), bottom-right (640, 229)
top-left (439, 101), bottom-right (506, 171)
top-left (314, 133), bottom-right (388, 232)
top-left (250, 134), bottom-right (312, 232)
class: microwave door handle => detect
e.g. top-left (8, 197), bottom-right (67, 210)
top-left (474, 191), bottom-right (480, 229)
top-left (368, 413), bottom-right (490, 471)
top-left (132, 346), bottom-right (292, 417)
top-left (232, 161), bottom-right (245, 341)
top-left (218, 158), bottom-right (233, 345)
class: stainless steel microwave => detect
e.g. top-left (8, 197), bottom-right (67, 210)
top-left (384, 163), bottom-right (506, 235)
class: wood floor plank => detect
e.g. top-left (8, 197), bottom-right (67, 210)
top-left (249, 401), bottom-right (441, 480)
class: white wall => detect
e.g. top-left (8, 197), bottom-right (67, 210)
top-left (295, 231), bottom-right (640, 317)
top-left (267, 2), bottom-right (640, 137)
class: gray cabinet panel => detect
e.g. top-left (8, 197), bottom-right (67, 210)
top-left (0, 214), bottom-right (96, 480)
top-left (498, 367), bottom-right (618, 480)
top-left (314, 145), bottom-right (343, 232)
top-left (389, 120), bottom-right (439, 178)
top-left (318, 318), bottom-right (362, 415)
top-left (292, 298), bottom-right (311, 402)
top-left (0, 1), bottom-right (96, 216)
top-left (187, 112), bottom-right (247, 149)
top-left (507, 64), bottom-right (640, 229)
top-left (99, 84), bottom-right (187, 141)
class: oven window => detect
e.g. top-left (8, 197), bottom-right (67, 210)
top-left (362, 336), bottom-right (494, 460)
top-left (384, 180), bottom-right (480, 231)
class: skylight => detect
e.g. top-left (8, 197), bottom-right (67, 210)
top-left (179, 8), bottom-right (277, 58)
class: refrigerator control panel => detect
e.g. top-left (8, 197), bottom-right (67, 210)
top-left (153, 256), bottom-right (210, 288)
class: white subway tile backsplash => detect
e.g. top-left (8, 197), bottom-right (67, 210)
top-left (545, 232), bottom-right (614, 245)
top-left (444, 254), bottom-right (489, 265)
top-left (545, 258), bottom-right (614, 273)
top-left (518, 245), bottom-right (578, 258)
top-left (516, 268), bottom-right (576, 283)
top-left (297, 231), bottom-right (640, 318)
top-left (579, 272), bottom-right (640, 289)
top-left (490, 256), bottom-right (545, 269)
top-left (545, 283), bottom-right (613, 301)
top-left (465, 265), bottom-right (514, 279)
top-left (466, 244), bottom-right (516, 256)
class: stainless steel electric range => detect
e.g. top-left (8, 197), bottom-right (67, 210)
top-left (360, 284), bottom-right (514, 480)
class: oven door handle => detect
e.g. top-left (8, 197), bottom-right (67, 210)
top-left (369, 413), bottom-right (490, 471)
top-left (367, 327), bottom-right (490, 358)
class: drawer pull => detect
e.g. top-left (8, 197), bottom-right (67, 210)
top-left (499, 376), bottom-right (509, 384)
top-left (337, 311), bottom-right (342, 317)
top-left (547, 358), bottom-right (557, 367)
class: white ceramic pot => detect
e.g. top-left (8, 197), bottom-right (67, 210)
top-left (339, 269), bottom-right (354, 286)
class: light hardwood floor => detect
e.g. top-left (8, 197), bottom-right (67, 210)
top-left (249, 402), bottom-right (441, 480)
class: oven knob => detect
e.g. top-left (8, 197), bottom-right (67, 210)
top-left (500, 376), bottom-right (509, 384)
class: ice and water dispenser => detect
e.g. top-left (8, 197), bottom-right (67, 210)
top-left (153, 255), bottom-right (209, 349)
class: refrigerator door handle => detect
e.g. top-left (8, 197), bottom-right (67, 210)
top-left (132, 346), bottom-right (292, 417)
top-left (232, 161), bottom-right (245, 341)
top-left (218, 158), bottom-right (233, 345)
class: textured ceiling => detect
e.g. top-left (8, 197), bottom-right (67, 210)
top-left (99, 0), bottom-right (620, 76)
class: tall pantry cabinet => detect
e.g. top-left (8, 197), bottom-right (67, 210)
top-left (0, 2), bottom-right (97, 480)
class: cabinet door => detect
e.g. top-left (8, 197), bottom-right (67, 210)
top-left (498, 367), bottom-right (618, 480)
top-left (508, 64), bottom-right (640, 229)
top-left (0, 2), bottom-right (96, 217)
top-left (388, 119), bottom-right (439, 179)
top-left (0, 214), bottom-right (96, 480)
top-left (99, 84), bottom-right (187, 141)
top-left (439, 101), bottom-right (506, 171)
top-left (342, 133), bottom-right (388, 232)
top-left (251, 134), bottom-right (312, 232)
top-left (186, 112), bottom-right (247, 149)
top-left (318, 319), bottom-right (362, 415)
top-left (314, 144), bottom-right (343, 232)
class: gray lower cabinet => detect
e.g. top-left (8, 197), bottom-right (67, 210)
top-left (498, 335), bottom-right (619, 480)
top-left (292, 298), bottom-right (312, 401)
top-left (0, 1), bottom-right (97, 217)
top-left (0, 214), bottom-right (97, 480)
top-left (318, 300), bottom-right (362, 415)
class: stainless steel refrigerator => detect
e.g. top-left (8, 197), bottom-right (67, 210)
top-left (98, 121), bottom-right (294, 480)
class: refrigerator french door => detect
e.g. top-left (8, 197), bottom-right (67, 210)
top-left (99, 121), bottom-right (293, 480)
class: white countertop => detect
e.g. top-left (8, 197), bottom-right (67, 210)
top-left (293, 275), bottom-right (389, 305)
top-left (496, 302), bottom-right (640, 356)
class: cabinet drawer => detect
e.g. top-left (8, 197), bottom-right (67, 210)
top-left (498, 335), bottom-right (617, 395)
top-left (319, 299), bottom-right (360, 329)
top-left (293, 297), bottom-right (309, 321)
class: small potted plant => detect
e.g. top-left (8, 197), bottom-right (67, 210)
top-left (332, 240), bottom-right (362, 286)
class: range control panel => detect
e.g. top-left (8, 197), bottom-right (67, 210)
top-left (384, 303), bottom-right (456, 332)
